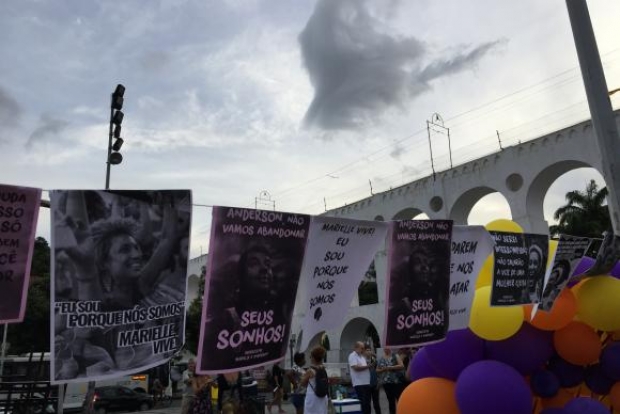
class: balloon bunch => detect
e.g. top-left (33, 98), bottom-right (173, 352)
top-left (397, 219), bottom-right (620, 414)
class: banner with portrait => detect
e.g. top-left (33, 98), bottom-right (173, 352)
top-left (384, 220), bottom-right (453, 347)
top-left (299, 217), bottom-right (388, 351)
top-left (537, 235), bottom-right (591, 312)
top-left (448, 226), bottom-right (494, 331)
top-left (50, 190), bottom-right (192, 383)
top-left (0, 184), bottom-right (41, 324)
top-left (490, 232), bottom-right (549, 306)
top-left (197, 206), bottom-right (310, 374)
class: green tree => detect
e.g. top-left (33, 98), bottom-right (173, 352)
top-left (7, 237), bottom-right (51, 354)
top-left (184, 265), bottom-right (206, 354)
top-left (549, 180), bottom-right (611, 238)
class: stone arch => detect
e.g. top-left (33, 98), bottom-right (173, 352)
top-left (450, 186), bottom-right (507, 225)
top-left (339, 317), bottom-right (379, 362)
top-left (392, 207), bottom-right (425, 220)
top-left (297, 330), bottom-right (324, 354)
top-left (526, 160), bottom-right (592, 233)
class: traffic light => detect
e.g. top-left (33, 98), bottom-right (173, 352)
top-left (109, 84), bottom-right (125, 165)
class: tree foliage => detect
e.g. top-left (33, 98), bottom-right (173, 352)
top-left (184, 265), bottom-right (206, 355)
top-left (7, 237), bottom-right (51, 354)
top-left (549, 180), bottom-right (611, 239)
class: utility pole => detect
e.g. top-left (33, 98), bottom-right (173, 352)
top-left (566, 0), bottom-right (620, 234)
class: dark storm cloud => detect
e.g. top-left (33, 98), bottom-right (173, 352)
top-left (299, 0), bottom-right (500, 130)
top-left (0, 86), bottom-right (22, 128)
top-left (26, 115), bottom-right (69, 149)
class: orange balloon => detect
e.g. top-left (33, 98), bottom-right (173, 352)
top-left (610, 382), bottom-right (620, 411)
top-left (524, 289), bottom-right (578, 331)
top-left (553, 321), bottom-right (602, 366)
top-left (397, 378), bottom-right (459, 414)
top-left (540, 387), bottom-right (573, 409)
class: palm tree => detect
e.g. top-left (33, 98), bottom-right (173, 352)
top-left (549, 180), bottom-right (611, 238)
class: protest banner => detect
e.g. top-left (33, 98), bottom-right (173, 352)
top-left (0, 184), bottom-right (41, 324)
top-left (448, 226), bottom-right (494, 331)
top-left (538, 235), bottom-right (591, 312)
top-left (298, 217), bottom-right (388, 351)
top-left (197, 206), bottom-right (310, 374)
top-left (490, 232), bottom-right (548, 306)
top-left (50, 190), bottom-right (191, 383)
top-left (384, 220), bottom-right (453, 347)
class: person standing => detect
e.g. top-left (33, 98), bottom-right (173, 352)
top-left (181, 359), bottom-right (196, 414)
top-left (376, 349), bottom-right (404, 414)
top-left (364, 346), bottom-right (381, 414)
top-left (348, 341), bottom-right (371, 414)
top-left (288, 352), bottom-right (307, 414)
top-left (190, 371), bottom-right (215, 414)
top-left (301, 346), bottom-right (328, 414)
top-left (268, 362), bottom-right (286, 414)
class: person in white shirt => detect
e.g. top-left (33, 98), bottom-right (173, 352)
top-left (301, 346), bottom-right (328, 414)
top-left (181, 359), bottom-right (196, 414)
top-left (348, 341), bottom-right (371, 414)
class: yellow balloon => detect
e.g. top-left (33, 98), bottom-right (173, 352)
top-left (484, 219), bottom-right (523, 233)
top-left (575, 276), bottom-right (620, 331)
top-left (469, 286), bottom-right (524, 340)
top-left (475, 255), bottom-right (494, 288)
top-left (548, 239), bottom-right (558, 267)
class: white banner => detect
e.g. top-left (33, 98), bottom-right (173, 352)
top-left (299, 217), bottom-right (388, 351)
top-left (448, 226), bottom-right (494, 331)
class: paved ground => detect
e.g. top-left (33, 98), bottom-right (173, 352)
top-left (141, 390), bottom-right (394, 414)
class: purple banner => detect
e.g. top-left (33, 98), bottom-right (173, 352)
top-left (0, 184), bottom-right (41, 324)
top-left (197, 207), bottom-right (310, 374)
top-left (384, 220), bottom-right (453, 347)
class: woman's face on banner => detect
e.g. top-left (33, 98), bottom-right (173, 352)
top-left (107, 234), bottom-right (143, 281)
top-left (528, 249), bottom-right (542, 275)
top-left (244, 250), bottom-right (273, 295)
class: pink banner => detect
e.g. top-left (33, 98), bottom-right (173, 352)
top-left (0, 184), bottom-right (41, 323)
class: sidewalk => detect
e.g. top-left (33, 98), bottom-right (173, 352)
top-left (141, 390), bottom-right (393, 414)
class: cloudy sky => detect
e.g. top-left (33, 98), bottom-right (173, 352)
top-left (1, 0), bottom-right (619, 257)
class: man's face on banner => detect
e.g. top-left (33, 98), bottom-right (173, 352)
top-left (108, 234), bottom-right (143, 281)
top-left (244, 249), bottom-right (273, 295)
top-left (410, 252), bottom-right (440, 285)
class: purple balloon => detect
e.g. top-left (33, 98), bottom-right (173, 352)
top-left (424, 329), bottom-right (485, 380)
top-left (567, 256), bottom-right (596, 287)
top-left (407, 347), bottom-right (441, 381)
top-left (548, 357), bottom-right (585, 388)
top-left (530, 370), bottom-right (560, 398)
top-left (601, 342), bottom-right (620, 381)
top-left (484, 323), bottom-right (554, 375)
top-left (456, 360), bottom-right (532, 414)
top-left (610, 260), bottom-right (620, 278)
top-left (564, 397), bottom-right (609, 414)
top-left (585, 364), bottom-right (615, 395)
top-left (540, 409), bottom-right (565, 414)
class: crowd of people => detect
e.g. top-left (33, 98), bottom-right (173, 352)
top-left (178, 342), bottom-right (416, 414)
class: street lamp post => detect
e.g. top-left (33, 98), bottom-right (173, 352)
top-left (105, 84), bottom-right (126, 190)
top-left (289, 334), bottom-right (297, 367)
